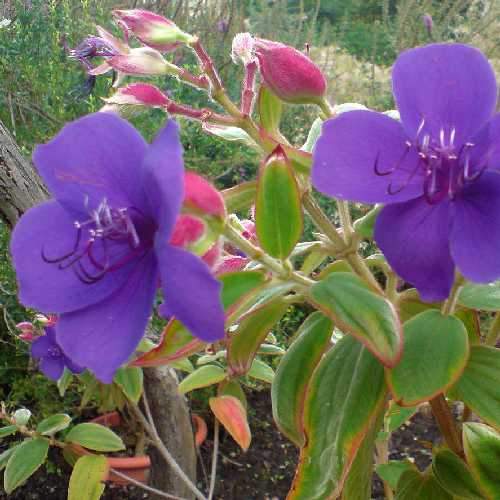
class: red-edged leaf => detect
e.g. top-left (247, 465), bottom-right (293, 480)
top-left (209, 395), bottom-right (251, 451)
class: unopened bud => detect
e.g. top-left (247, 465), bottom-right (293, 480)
top-left (104, 83), bottom-right (169, 108)
top-left (422, 14), bottom-right (433, 37)
top-left (16, 322), bottom-right (35, 342)
top-left (106, 47), bottom-right (179, 76)
top-left (254, 38), bottom-right (326, 105)
top-left (13, 409), bottom-right (31, 426)
top-left (184, 172), bottom-right (225, 218)
top-left (113, 9), bottom-right (194, 51)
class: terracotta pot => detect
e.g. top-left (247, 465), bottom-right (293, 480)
top-left (65, 411), bottom-right (208, 485)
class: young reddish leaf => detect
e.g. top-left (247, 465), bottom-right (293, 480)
top-left (448, 345), bottom-right (500, 430)
top-left (209, 395), bottom-right (251, 451)
top-left (132, 319), bottom-right (204, 367)
top-left (272, 312), bottom-right (333, 446)
top-left (255, 146), bottom-right (303, 260)
top-left (218, 379), bottom-right (247, 409)
top-left (311, 272), bottom-right (402, 367)
top-left (387, 310), bottom-right (469, 406)
top-left (463, 423), bottom-right (500, 498)
top-left (227, 299), bottom-right (288, 376)
top-left (289, 336), bottom-right (386, 499)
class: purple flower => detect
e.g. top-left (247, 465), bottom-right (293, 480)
top-left (31, 326), bottom-right (83, 380)
top-left (11, 113), bottom-right (225, 382)
top-left (312, 44), bottom-right (500, 302)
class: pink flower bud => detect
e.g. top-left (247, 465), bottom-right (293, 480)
top-left (16, 322), bottom-right (35, 342)
top-left (215, 256), bottom-right (249, 275)
top-left (113, 9), bottom-right (194, 51)
top-left (105, 47), bottom-right (177, 76)
top-left (184, 172), bottom-right (225, 218)
top-left (202, 240), bottom-right (222, 269)
top-left (253, 38), bottom-right (327, 105)
top-left (170, 215), bottom-right (205, 247)
top-left (231, 33), bottom-right (255, 65)
top-left (104, 83), bottom-right (169, 108)
top-left (422, 14), bottom-right (433, 37)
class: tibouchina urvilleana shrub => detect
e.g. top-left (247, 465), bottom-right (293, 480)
top-left (2, 8), bottom-right (500, 500)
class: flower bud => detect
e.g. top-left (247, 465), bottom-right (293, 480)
top-left (422, 14), bottom-right (433, 37)
top-left (254, 38), bottom-right (327, 105)
top-left (13, 409), bottom-right (31, 426)
top-left (231, 33), bottom-right (255, 65)
top-left (113, 9), bottom-right (194, 51)
top-left (106, 47), bottom-right (179, 76)
top-left (184, 172), bottom-right (225, 218)
top-left (104, 83), bottom-right (169, 108)
top-left (16, 322), bottom-right (35, 342)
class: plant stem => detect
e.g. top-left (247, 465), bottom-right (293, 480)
top-left (207, 419), bottom-right (219, 500)
top-left (129, 398), bottom-right (207, 500)
top-left (485, 311), bottom-right (500, 346)
top-left (441, 276), bottom-right (464, 316)
top-left (337, 200), bottom-right (353, 243)
top-left (223, 223), bottom-right (314, 288)
top-left (109, 468), bottom-right (188, 500)
top-left (429, 395), bottom-right (463, 456)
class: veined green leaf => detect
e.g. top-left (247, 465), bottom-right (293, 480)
top-left (65, 423), bottom-right (124, 452)
top-left (36, 414), bottom-right (72, 436)
top-left (178, 365), bottom-right (226, 394)
top-left (114, 366), bottom-right (143, 404)
top-left (395, 469), bottom-right (452, 500)
top-left (68, 455), bottom-right (108, 500)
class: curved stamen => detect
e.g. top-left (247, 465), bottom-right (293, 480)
top-left (374, 141), bottom-right (412, 177)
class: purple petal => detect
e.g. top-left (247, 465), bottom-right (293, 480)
top-left (63, 356), bottom-right (85, 374)
top-left (468, 114), bottom-right (500, 174)
top-left (312, 111), bottom-right (423, 204)
top-left (156, 242), bottom-right (225, 342)
top-left (450, 171), bottom-right (500, 282)
top-left (56, 252), bottom-right (158, 383)
top-left (11, 201), bottom-right (134, 313)
top-left (31, 335), bottom-right (52, 359)
top-left (142, 120), bottom-right (184, 237)
top-left (393, 44), bottom-right (497, 147)
top-left (40, 356), bottom-right (65, 380)
top-left (33, 113), bottom-right (148, 215)
top-left (375, 197), bottom-right (454, 302)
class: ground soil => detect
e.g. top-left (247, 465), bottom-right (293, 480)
top-left (0, 389), bottom-right (441, 499)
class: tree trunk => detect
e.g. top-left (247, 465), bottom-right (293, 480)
top-left (0, 119), bottom-right (197, 498)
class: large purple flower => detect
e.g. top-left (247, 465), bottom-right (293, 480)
top-left (312, 44), bottom-right (500, 302)
top-left (31, 326), bottom-right (84, 380)
top-left (11, 113), bottom-right (225, 382)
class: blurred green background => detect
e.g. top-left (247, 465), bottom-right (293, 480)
top-left (0, 0), bottom-right (499, 415)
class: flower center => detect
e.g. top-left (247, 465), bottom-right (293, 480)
top-left (375, 119), bottom-right (489, 204)
top-left (47, 346), bottom-right (62, 358)
top-left (42, 199), bottom-right (156, 283)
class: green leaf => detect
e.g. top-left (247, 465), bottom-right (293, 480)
top-left (4, 438), bottom-right (49, 493)
top-left (301, 117), bottom-right (322, 153)
top-left (459, 282), bottom-right (500, 311)
top-left (255, 147), bottom-right (303, 259)
top-left (463, 422), bottom-right (500, 498)
top-left (65, 423), bottom-right (125, 452)
top-left (311, 272), bottom-right (402, 366)
top-left (36, 414), bottom-right (72, 436)
top-left (219, 270), bottom-right (268, 311)
top-left (222, 181), bottom-right (256, 213)
top-left (0, 447), bottom-right (16, 471)
top-left (178, 365), bottom-right (226, 394)
top-left (353, 205), bottom-right (382, 239)
top-left (448, 345), bottom-right (500, 431)
top-left (289, 336), bottom-right (386, 499)
top-left (247, 358), bottom-right (275, 383)
top-left (218, 379), bottom-right (247, 409)
top-left (0, 425), bottom-right (18, 438)
top-left (396, 469), bottom-right (452, 500)
top-left (68, 455), bottom-right (108, 500)
top-left (387, 310), bottom-right (469, 406)
top-left (228, 299), bottom-right (288, 376)
top-left (114, 366), bottom-right (143, 404)
top-left (432, 449), bottom-right (483, 499)
top-left (258, 85), bottom-right (283, 136)
top-left (258, 343), bottom-right (285, 355)
top-left (57, 368), bottom-right (73, 397)
top-left (342, 408), bottom-right (384, 500)
top-left (376, 460), bottom-right (416, 490)
top-left (272, 312), bottom-right (333, 446)
top-left (386, 402), bottom-right (418, 432)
